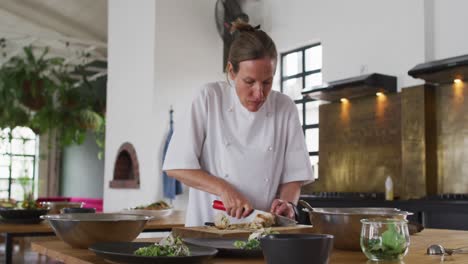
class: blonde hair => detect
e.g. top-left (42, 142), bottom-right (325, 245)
top-left (226, 20), bottom-right (277, 74)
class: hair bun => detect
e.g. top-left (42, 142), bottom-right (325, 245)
top-left (230, 19), bottom-right (258, 34)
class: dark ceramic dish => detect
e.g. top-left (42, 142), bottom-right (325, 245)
top-left (184, 238), bottom-right (263, 258)
top-left (89, 242), bottom-right (218, 264)
top-left (0, 208), bottom-right (49, 219)
top-left (61, 207), bottom-right (96, 214)
top-left (260, 234), bottom-right (334, 264)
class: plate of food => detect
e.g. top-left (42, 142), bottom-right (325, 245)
top-left (89, 234), bottom-right (217, 264)
top-left (183, 228), bottom-right (277, 258)
top-left (121, 200), bottom-right (173, 218)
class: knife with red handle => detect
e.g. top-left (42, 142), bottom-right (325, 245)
top-left (212, 200), bottom-right (297, 226)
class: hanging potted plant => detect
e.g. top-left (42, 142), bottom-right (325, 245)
top-left (0, 42), bottom-right (106, 158)
top-left (1, 45), bottom-right (64, 111)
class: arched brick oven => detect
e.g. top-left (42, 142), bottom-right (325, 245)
top-left (109, 142), bottom-right (140, 188)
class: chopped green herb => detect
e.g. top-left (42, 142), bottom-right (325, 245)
top-left (233, 228), bottom-right (278, 250)
top-left (134, 234), bottom-right (190, 257)
top-left (361, 223), bottom-right (408, 261)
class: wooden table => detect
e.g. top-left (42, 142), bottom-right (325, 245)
top-left (1, 210), bottom-right (185, 264)
top-left (31, 228), bottom-right (468, 263)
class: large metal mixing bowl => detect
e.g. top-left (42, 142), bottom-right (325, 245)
top-left (41, 213), bottom-right (152, 248)
top-left (299, 200), bottom-right (412, 251)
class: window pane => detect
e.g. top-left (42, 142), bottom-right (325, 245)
top-left (305, 101), bottom-right (320, 125)
top-left (310, 156), bottom-right (319, 179)
top-left (12, 127), bottom-right (36, 140)
top-left (0, 166), bottom-right (9, 179)
top-left (305, 45), bottom-right (322, 71)
top-left (282, 51), bottom-right (302, 77)
top-left (305, 128), bottom-right (319, 152)
top-left (296, 104), bottom-right (303, 126)
top-left (11, 139), bottom-right (26, 155)
top-left (282, 78), bottom-right (303, 100)
top-left (11, 156), bottom-right (34, 179)
top-left (305, 73), bottom-right (322, 88)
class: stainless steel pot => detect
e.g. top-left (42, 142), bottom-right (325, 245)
top-left (41, 213), bottom-right (152, 248)
top-left (299, 200), bottom-right (412, 251)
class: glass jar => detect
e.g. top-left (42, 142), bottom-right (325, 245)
top-left (360, 218), bottom-right (410, 261)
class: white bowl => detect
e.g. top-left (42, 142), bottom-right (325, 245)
top-left (120, 208), bottom-right (173, 218)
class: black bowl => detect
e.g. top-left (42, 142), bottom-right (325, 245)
top-left (260, 234), bottom-right (334, 264)
top-left (61, 207), bottom-right (96, 214)
top-left (0, 208), bottom-right (49, 223)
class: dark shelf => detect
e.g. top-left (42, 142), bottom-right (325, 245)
top-left (302, 73), bottom-right (397, 102)
top-left (408, 54), bottom-right (468, 84)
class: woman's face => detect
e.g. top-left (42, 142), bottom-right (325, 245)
top-left (228, 57), bottom-right (276, 112)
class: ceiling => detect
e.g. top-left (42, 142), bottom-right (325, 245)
top-left (0, 0), bottom-right (108, 81)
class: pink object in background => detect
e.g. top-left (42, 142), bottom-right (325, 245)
top-left (36, 197), bottom-right (103, 212)
top-left (36, 197), bottom-right (71, 202)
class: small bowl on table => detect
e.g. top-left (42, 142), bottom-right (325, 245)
top-left (260, 234), bottom-right (334, 264)
top-left (39, 201), bottom-right (84, 214)
top-left (0, 208), bottom-right (49, 224)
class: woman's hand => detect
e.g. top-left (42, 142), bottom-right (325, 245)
top-left (270, 199), bottom-right (295, 219)
top-left (220, 183), bottom-right (253, 219)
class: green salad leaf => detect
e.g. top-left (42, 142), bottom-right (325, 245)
top-left (134, 234), bottom-right (190, 257)
top-left (233, 228), bottom-right (278, 250)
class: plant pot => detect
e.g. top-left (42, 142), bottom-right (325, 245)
top-left (22, 80), bottom-right (46, 110)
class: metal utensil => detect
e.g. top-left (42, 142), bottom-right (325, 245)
top-left (427, 244), bottom-right (468, 255)
top-left (298, 200), bottom-right (413, 251)
top-left (41, 213), bottom-right (152, 248)
top-left (212, 200), bottom-right (297, 226)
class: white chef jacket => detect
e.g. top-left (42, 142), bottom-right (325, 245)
top-left (163, 81), bottom-right (313, 226)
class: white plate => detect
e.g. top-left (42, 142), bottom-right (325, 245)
top-left (120, 208), bottom-right (173, 219)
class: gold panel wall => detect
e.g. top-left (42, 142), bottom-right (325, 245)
top-left (436, 82), bottom-right (468, 193)
top-left (305, 93), bottom-right (403, 195)
top-left (400, 85), bottom-right (433, 199)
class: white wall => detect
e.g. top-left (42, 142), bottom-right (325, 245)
top-left (104, 0), bottom-right (222, 212)
top-left (153, 0), bottom-right (223, 209)
top-left (104, 0), bottom-right (158, 211)
top-left (269, 0), bottom-right (426, 90)
top-left (432, 0), bottom-right (468, 59)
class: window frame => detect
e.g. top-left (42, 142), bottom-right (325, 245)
top-left (0, 127), bottom-right (38, 200)
top-left (279, 43), bottom-right (322, 174)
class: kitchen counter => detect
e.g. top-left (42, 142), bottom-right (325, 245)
top-left (31, 228), bottom-right (468, 263)
top-left (1, 210), bottom-right (185, 264)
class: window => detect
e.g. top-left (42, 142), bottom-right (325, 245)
top-left (280, 43), bottom-right (322, 179)
top-left (0, 127), bottom-right (39, 201)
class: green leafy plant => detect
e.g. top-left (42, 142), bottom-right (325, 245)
top-left (362, 223), bottom-right (408, 260)
top-left (0, 41), bottom-right (106, 158)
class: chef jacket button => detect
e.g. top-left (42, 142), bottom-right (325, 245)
top-left (268, 146), bottom-right (273, 151)
top-left (264, 178), bottom-right (269, 182)
top-left (224, 174), bottom-right (229, 178)
top-left (266, 112), bottom-right (271, 117)
top-left (225, 141), bottom-right (230, 147)
top-left (228, 107), bottom-right (233, 112)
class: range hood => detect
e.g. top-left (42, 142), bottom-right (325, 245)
top-left (302, 73), bottom-right (397, 102)
top-left (408, 54), bottom-right (468, 84)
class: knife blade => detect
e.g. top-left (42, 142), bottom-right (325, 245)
top-left (212, 200), bottom-right (297, 226)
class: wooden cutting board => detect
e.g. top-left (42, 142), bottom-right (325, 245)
top-left (172, 225), bottom-right (314, 239)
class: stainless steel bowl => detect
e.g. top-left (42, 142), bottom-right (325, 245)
top-left (41, 213), bottom-right (152, 248)
top-left (299, 200), bottom-right (412, 251)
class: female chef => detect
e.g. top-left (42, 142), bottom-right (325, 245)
top-left (163, 21), bottom-right (313, 226)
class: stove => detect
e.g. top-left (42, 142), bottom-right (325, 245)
top-left (303, 192), bottom-right (385, 200)
top-left (425, 193), bottom-right (468, 200)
